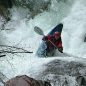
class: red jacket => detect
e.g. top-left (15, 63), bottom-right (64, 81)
top-left (43, 35), bottom-right (63, 49)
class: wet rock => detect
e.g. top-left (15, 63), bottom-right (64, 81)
top-left (84, 37), bottom-right (86, 42)
top-left (0, 0), bottom-right (13, 8)
top-left (15, 0), bottom-right (51, 19)
top-left (4, 75), bottom-right (51, 86)
top-left (37, 59), bottom-right (86, 86)
top-left (42, 60), bottom-right (86, 76)
top-left (76, 75), bottom-right (86, 86)
top-left (0, 0), bottom-right (13, 21)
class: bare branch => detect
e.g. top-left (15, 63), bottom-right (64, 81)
top-left (0, 51), bottom-right (33, 53)
top-left (0, 45), bottom-right (33, 54)
top-left (0, 55), bottom-right (6, 57)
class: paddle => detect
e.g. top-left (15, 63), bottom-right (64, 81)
top-left (34, 26), bottom-right (59, 49)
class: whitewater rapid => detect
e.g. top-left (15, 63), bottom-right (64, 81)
top-left (0, 0), bottom-right (86, 85)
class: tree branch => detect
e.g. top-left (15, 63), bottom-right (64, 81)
top-left (0, 45), bottom-right (33, 53)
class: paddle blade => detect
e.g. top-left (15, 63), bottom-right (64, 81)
top-left (34, 26), bottom-right (44, 35)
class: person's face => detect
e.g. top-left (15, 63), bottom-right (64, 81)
top-left (55, 35), bottom-right (60, 40)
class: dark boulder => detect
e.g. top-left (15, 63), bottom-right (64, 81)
top-left (4, 75), bottom-right (51, 86)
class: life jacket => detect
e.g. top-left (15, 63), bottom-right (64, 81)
top-left (45, 35), bottom-right (62, 49)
